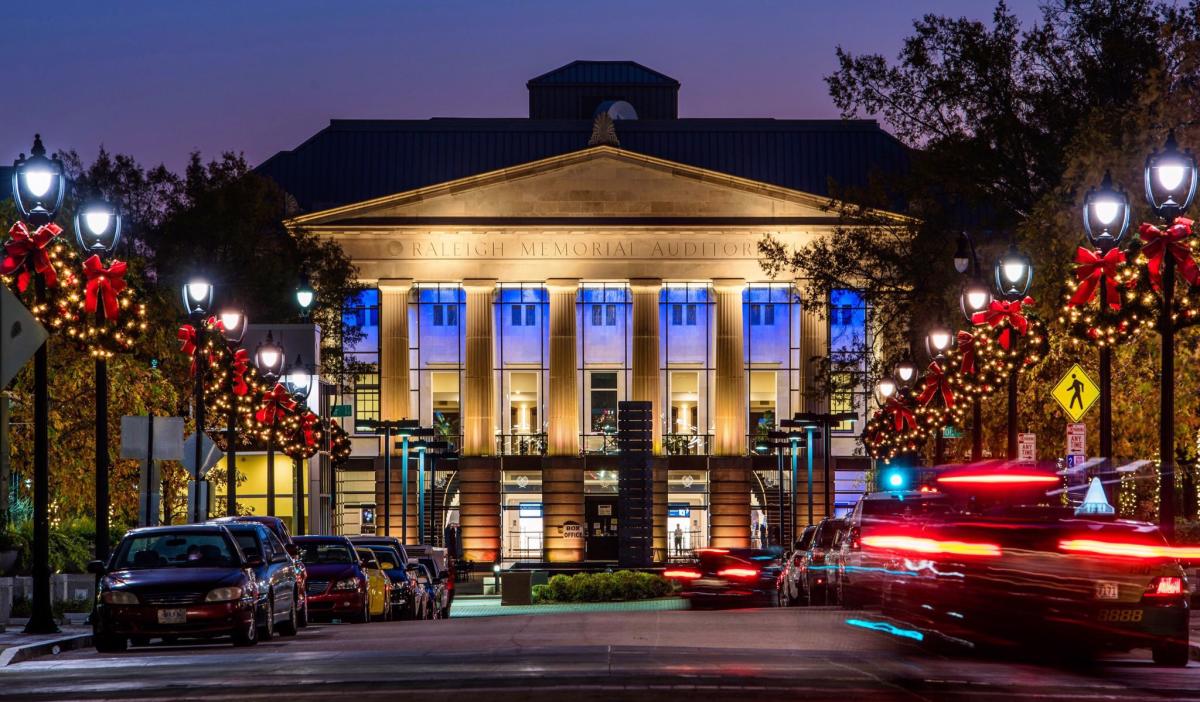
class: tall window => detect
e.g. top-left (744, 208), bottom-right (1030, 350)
top-left (578, 284), bottom-right (631, 454)
top-left (744, 284), bottom-right (800, 450)
top-left (661, 284), bottom-right (713, 454)
top-left (343, 289), bottom-right (380, 432)
top-left (829, 289), bottom-right (869, 431)
top-left (496, 284), bottom-right (549, 454)
top-left (412, 284), bottom-right (465, 450)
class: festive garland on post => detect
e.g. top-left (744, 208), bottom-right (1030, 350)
top-left (329, 420), bottom-right (352, 468)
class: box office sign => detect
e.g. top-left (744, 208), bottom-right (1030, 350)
top-left (560, 521), bottom-right (584, 542)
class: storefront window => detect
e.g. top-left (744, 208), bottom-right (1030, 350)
top-left (661, 284), bottom-right (713, 453)
top-left (578, 284), bottom-right (630, 454)
top-left (496, 284), bottom-right (548, 454)
top-left (501, 471), bottom-right (543, 563)
top-left (343, 289), bottom-right (380, 432)
top-left (667, 470), bottom-right (708, 560)
top-left (829, 289), bottom-right (869, 432)
top-left (412, 284), bottom-right (465, 450)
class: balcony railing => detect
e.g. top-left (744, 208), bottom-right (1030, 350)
top-left (664, 433), bottom-right (711, 456)
top-left (581, 432), bottom-right (620, 455)
top-left (497, 432), bottom-right (547, 456)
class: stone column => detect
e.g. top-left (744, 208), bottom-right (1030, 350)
top-left (458, 457), bottom-right (500, 562)
top-left (463, 280), bottom-right (496, 456)
top-left (542, 457), bottom-right (584, 562)
top-left (379, 279), bottom-right (412, 421)
top-left (713, 279), bottom-right (746, 456)
top-left (799, 293), bottom-right (830, 414)
top-left (709, 457), bottom-right (750, 548)
top-left (630, 279), bottom-right (662, 454)
top-left (546, 279), bottom-right (579, 456)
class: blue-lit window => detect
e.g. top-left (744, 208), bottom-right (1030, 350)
top-left (343, 289), bottom-right (380, 431)
top-left (590, 303), bottom-right (616, 327)
top-left (413, 284), bottom-right (466, 450)
top-left (496, 285), bottom-right (549, 451)
top-left (748, 304), bottom-right (774, 326)
top-left (829, 289), bottom-right (869, 431)
top-left (661, 284), bottom-right (713, 451)
top-left (432, 304), bottom-right (457, 327)
top-left (744, 284), bottom-right (800, 451)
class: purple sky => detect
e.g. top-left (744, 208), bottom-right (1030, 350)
top-left (4, 1), bottom-right (1041, 172)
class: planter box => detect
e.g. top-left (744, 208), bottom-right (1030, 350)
top-left (52, 574), bottom-right (95, 604)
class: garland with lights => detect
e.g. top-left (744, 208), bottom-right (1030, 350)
top-left (329, 420), bottom-right (352, 468)
top-left (1, 222), bottom-right (148, 358)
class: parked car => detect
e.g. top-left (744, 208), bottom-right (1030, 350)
top-left (219, 522), bottom-right (300, 639)
top-left (670, 547), bottom-right (785, 608)
top-left (294, 536), bottom-right (375, 623)
top-left (89, 525), bottom-right (266, 651)
top-left (407, 545), bottom-right (455, 616)
top-left (798, 517), bottom-right (844, 606)
top-left (778, 525), bottom-right (816, 606)
top-left (414, 558), bottom-right (450, 618)
top-left (210, 515), bottom-right (309, 626)
top-left (352, 539), bottom-right (422, 620)
top-left (350, 536), bottom-right (410, 566)
top-left (355, 547), bottom-right (393, 621)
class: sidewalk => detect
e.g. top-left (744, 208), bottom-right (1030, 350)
top-left (0, 625), bottom-right (91, 666)
top-left (450, 595), bottom-right (687, 618)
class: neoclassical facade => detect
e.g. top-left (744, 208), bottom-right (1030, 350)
top-left (290, 145), bottom-right (889, 562)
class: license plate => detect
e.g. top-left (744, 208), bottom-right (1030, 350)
top-left (157, 608), bottom-right (187, 624)
top-left (1094, 582), bottom-right (1120, 600)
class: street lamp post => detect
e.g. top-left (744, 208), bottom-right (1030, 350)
top-left (74, 200), bottom-right (122, 566)
top-left (216, 307), bottom-right (247, 516)
top-left (925, 323), bottom-right (953, 465)
top-left (959, 278), bottom-right (992, 461)
top-left (254, 331), bottom-right (286, 515)
top-left (284, 355), bottom-right (312, 534)
top-left (1081, 172), bottom-right (1131, 465)
top-left (994, 243), bottom-right (1034, 460)
top-left (789, 411), bottom-right (856, 523)
top-left (182, 279), bottom-right (215, 523)
top-left (1144, 131), bottom-right (1198, 538)
top-left (14, 135), bottom-right (66, 635)
top-left (296, 272), bottom-right (315, 319)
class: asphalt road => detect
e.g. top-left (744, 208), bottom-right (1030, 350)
top-left (3, 606), bottom-right (1198, 701)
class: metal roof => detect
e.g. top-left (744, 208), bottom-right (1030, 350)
top-left (257, 118), bottom-right (910, 213)
top-left (526, 60), bottom-right (679, 86)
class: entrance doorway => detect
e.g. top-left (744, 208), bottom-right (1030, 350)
top-left (585, 495), bottom-right (618, 561)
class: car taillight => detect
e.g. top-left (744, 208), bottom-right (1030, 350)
top-left (937, 471), bottom-right (1059, 486)
top-left (862, 535), bottom-right (1001, 557)
top-left (662, 568), bottom-right (702, 579)
top-left (1146, 576), bottom-right (1184, 597)
top-left (717, 567), bottom-right (760, 579)
top-left (1059, 539), bottom-right (1200, 560)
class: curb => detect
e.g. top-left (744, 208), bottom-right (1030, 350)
top-left (0, 633), bottom-right (91, 666)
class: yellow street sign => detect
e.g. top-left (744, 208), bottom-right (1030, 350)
top-left (1052, 363), bottom-right (1100, 422)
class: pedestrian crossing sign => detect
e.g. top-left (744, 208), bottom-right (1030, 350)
top-left (1051, 363), bottom-right (1099, 422)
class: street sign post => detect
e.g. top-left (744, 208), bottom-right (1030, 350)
top-left (182, 432), bottom-right (223, 479)
top-left (331, 404), bottom-right (352, 418)
top-left (120, 416), bottom-right (184, 526)
top-left (1052, 363), bottom-right (1100, 422)
top-left (0, 285), bottom-right (48, 388)
top-left (1017, 433), bottom-right (1037, 463)
top-left (1067, 423), bottom-right (1086, 461)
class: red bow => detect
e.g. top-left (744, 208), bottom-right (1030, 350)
top-left (0, 222), bottom-right (61, 291)
top-left (82, 255), bottom-right (127, 320)
top-left (916, 361), bottom-right (955, 409)
top-left (885, 397), bottom-right (916, 433)
top-left (973, 297), bottom-right (1033, 350)
top-left (178, 325), bottom-right (198, 356)
top-left (1138, 217), bottom-right (1200, 291)
top-left (956, 331), bottom-right (977, 375)
top-left (232, 348), bottom-right (251, 397)
top-left (256, 383), bottom-right (297, 425)
top-left (1067, 247), bottom-right (1124, 309)
top-left (300, 412), bottom-right (320, 448)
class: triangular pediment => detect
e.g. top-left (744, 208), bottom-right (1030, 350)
top-left (287, 146), bottom-right (888, 227)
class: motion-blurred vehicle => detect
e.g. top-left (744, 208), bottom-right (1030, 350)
top-left (778, 526), bottom-right (816, 606)
top-left (220, 521), bottom-right (299, 639)
top-left (351, 538), bottom-right (421, 620)
top-left (89, 525), bottom-right (266, 651)
top-left (837, 490), bottom-right (947, 609)
top-left (798, 518), bottom-right (844, 605)
top-left (669, 547), bottom-right (784, 608)
top-left (356, 547), bottom-right (393, 621)
top-left (872, 464), bottom-right (1192, 666)
top-left (210, 515), bottom-right (309, 626)
top-left (294, 536), bottom-right (375, 623)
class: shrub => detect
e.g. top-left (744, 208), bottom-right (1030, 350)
top-left (531, 583), bottom-right (549, 604)
top-left (535, 570), bottom-right (673, 603)
top-left (546, 574), bottom-right (572, 602)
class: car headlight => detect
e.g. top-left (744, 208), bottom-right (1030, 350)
top-left (101, 590), bottom-right (138, 605)
top-left (204, 586), bottom-right (244, 602)
top-left (334, 578), bottom-right (361, 591)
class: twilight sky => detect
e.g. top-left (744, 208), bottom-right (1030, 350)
top-left (3, 0), bottom-right (1041, 172)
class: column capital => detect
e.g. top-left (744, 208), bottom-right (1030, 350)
top-left (378, 278), bottom-right (413, 293)
top-left (545, 278), bottom-right (580, 292)
top-left (711, 278), bottom-right (747, 292)
top-left (629, 278), bottom-right (662, 292)
top-left (461, 278), bottom-right (497, 292)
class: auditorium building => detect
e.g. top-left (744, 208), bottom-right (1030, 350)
top-left (258, 61), bottom-right (908, 564)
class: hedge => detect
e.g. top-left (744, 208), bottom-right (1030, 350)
top-left (532, 570), bottom-right (673, 604)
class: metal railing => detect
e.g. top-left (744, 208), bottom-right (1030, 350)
top-left (496, 432), bottom-right (547, 456)
top-left (663, 433), bottom-right (711, 456)
top-left (581, 432), bottom-right (620, 455)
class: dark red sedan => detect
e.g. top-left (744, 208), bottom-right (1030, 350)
top-left (89, 525), bottom-right (264, 651)
top-left (294, 535), bottom-right (373, 622)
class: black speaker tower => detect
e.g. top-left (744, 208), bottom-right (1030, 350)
top-left (617, 400), bottom-right (654, 567)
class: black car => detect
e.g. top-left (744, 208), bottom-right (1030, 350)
top-left (798, 517), bottom-right (844, 606)
top-left (210, 515), bottom-right (310, 627)
top-left (675, 548), bottom-right (784, 608)
top-left (90, 525), bottom-right (265, 651)
top-left (778, 525), bottom-right (816, 606)
top-left (221, 522), bottom-right (301, 640)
